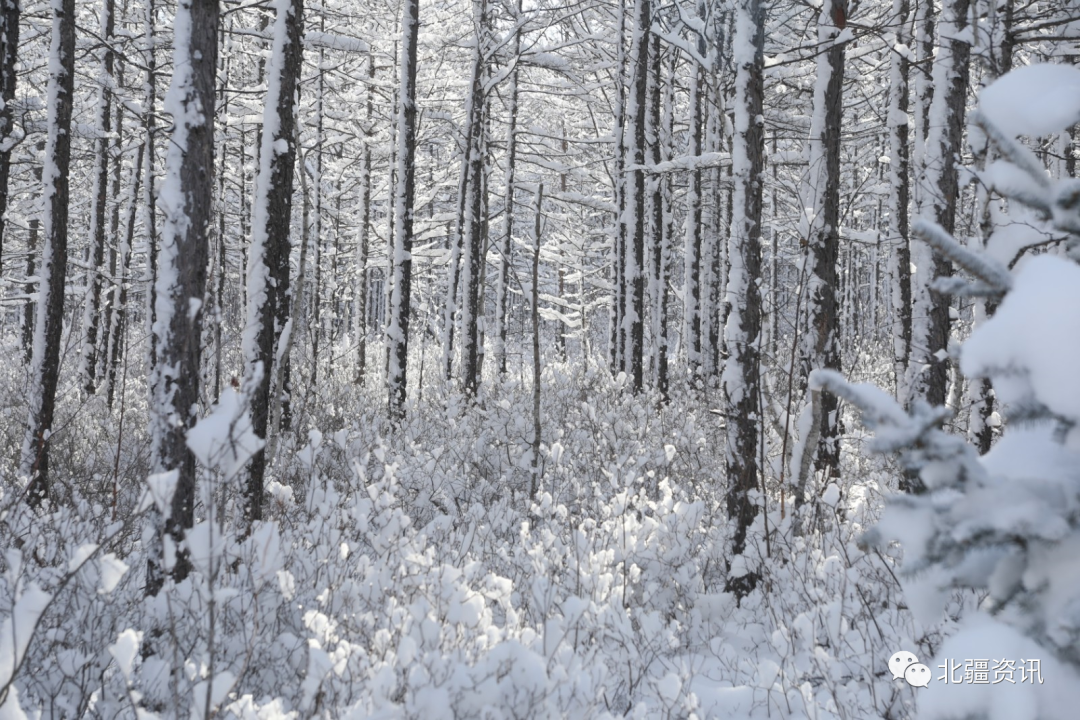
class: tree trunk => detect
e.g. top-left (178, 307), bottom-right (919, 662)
top-left (888, 0), bottom-right (912, 405)
top-left (495, 4), bottom-right (521, 376)
top-left (461, 0), bottom-right (488, 396)
top-left (144, 0), bottom-right (159, 384)
top-left (21, 140), bottom-right (43, 365)
top-left (107, 142), bottom-right (142, 410)
top-left (147, 0), bottom-right (219, 589)
top-left (19, 0), bottom-right (76, 506)
top-left (0, 0), bottom-right (20, 277)
top-left (356, 50), bottom-right (374, 385)
top-left (101, 95), bottom-right (126, 405)
top-left (610, 0), bottom-right (627, 374)
top-left (79, 0), bottom-right (116, 395)
top-left (243, 0), bottom-right (304, 527)
top-left (529, 184), bottom-right (544, 495)
top-left (913, 0), bottom-right (970, 408)
top-left (723, 0), bottom-right (765, 598)
top-left (683, 62), bottom-right (704, 375)
top-left (387, 0), bottom-right (418, 419)
top-left (799, 0), bottom-right (847, 479)
top-left (623, 0), bottom-right (648, 392)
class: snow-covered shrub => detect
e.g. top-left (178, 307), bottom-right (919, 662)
top-left (818, 64), bottom-right (1080, 720)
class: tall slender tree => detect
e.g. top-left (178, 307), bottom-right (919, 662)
top-left (495, 0), bottom-right (523, 377)
top-left (799, 0), bottom-right (847, 479)
top-left (0, 0), bottom-right (19, 275)
top-left (19, 0), bottom-right (76, 506)
top-left (723, 0), bottom-right (765, 598)
top-left (623, 0), bottom-right (649, 392)
top-left (683, 39), bottom-right (706, 375)
top-left (460, 0), bottom-right (489, 395)
top-left (888, 0), bottom-right (912, 405)
top-left (387, 0), bottom-right (419, 419)
top-left (356, 50), bottom-right (375, 385)
top-left (243, 0), bottom-right (304, 525)
top-left (147, 0), bottom-right (219, 589)
top-left (79, 0), bottom-right (117, 395)
top-left (911, 0), bottom-right (970, 408)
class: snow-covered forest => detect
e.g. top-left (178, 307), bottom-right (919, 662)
top-left (1, 0), bottom-right (1079, 716)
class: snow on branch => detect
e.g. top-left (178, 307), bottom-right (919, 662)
top-left (912, 218), bottom-right (1012, 295)
top-left (625, 151), bottom-right (729, 175)
top-left (230, 27), bottom-right (369, 53)
top-left (970, 110), bottom-right (1051, 195)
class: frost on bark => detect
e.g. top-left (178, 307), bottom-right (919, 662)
top-left (387, 0), bottom-right (418, 419)
top-left (147, 0), bottom-right (219, 589)
top-left (19, 0), bottom-right (75, 506)
top-left (243, 0), bottom-right (303, 525)
top-left (79, 0), bottom-right (116, 395)
top-left (0, 0), bottom-right (20, 276)
top-left (798, 0), bottom-right (847, 480)
top-left (911, 0), bottom-right (969, 409)
top-left (722, 0), bottom-right (764, 598)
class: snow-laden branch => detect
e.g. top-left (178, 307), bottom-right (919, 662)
top-left (626, 150), bottom-right (729, 175)
top-left (912, 218), bottom-right (1012, 295)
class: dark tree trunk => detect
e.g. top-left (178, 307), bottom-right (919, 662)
top-left (244, 0), bottom-right (303, 527)
top-left (356, 51), bottom-right (374, 385)
top-left (22, 140), bottom-right (43, 365)
top-left (889, 0), bottom-right (912, 403)
top-left (496, 5), bottom-right (521, 376)
top-left (81, 0), bottom-right (116, 395)
top-left (107, 142), bottom-right (143, 410)
top-left (144, 0), bottom-right (159, 382)
top-left (723, 0), bottom-right (765, 599)
top-left (461, 0), bottom-right (488, 396)
top-left (148, 0), bottom-right (219, 589)
top-left (801, 0), bottom-right (847, 479)
top-left (610, 0), bottom-right (627, 375)
top-left (922, 0), bottom-right (970, 408)
top-left (625, 0), bottom-right (648, 392)
top-left (101, 96), bottom-right (125, 400)
top-left (19, 0), bottom-right (76, 506)
top-left (0, 0), bottom-right (20, 276)
top-left (684, 63), bottom-right (705, 375)
top-left (387, 0), bottom-right (419, 419)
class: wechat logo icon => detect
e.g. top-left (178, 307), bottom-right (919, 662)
top-left (890, 651), bottom-right (931, 688)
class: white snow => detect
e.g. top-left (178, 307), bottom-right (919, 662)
top-left (979, 64), bottom-right (1080, 138)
